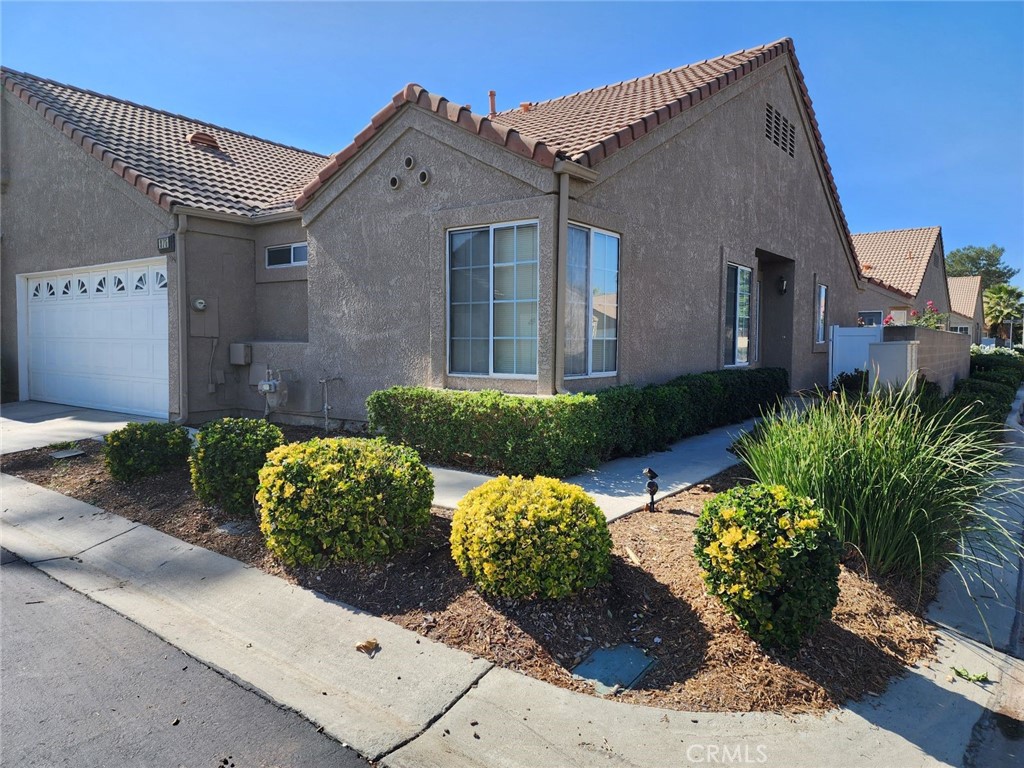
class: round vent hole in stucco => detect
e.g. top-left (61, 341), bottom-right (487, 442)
top-left (388, 175), bottom-right (401, 190)
top-left (418, 169), bottom-right (430, 186)
top-left (403, 155), bottom-right (416, 170)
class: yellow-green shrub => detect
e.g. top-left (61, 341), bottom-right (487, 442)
top-left (189, 418), bottom-right (284, 516)
top-left (103, 422), bottom-right (191, 482)
top-left (257, 437), bottom-right (433, 566)
top-left (694, 484), bottom-right (840, 650)
top-left (450, 476), bottom-right (612, 599)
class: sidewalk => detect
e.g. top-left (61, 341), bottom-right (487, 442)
top-left (429, 416), bottom-right (758, 520)
top-left (2, 393), bottom-right (1022, 767)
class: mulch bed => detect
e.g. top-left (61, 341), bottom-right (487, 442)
top-left (1, 435), bottom-right (937, 714)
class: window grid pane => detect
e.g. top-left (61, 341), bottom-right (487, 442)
top-left (449, 227), bottom-right (492, 375)
top-left (564, 226), bottom-right (589, 376)
top-left (816, 283), bottom-right (828, 344)
top-left (492, 224), bottom-right (538, 375)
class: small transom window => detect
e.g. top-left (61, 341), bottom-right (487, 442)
top-left (266, 242), bottom-right (308, 268)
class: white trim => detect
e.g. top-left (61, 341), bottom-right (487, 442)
top-left (265, 241), bottom-right (308, 269)
top-left (445, 220), bottom-right (540, 379)
top-left (16, 276), bottom-right (29, 400)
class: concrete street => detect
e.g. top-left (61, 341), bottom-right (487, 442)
top-left (1, 548), bottom-right (366, 768)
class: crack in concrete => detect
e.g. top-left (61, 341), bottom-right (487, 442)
top-left (27, 524), bottom-right (141, 565)
top-left (373, 664), bottom-right (496, 763)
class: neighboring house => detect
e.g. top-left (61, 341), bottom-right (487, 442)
top-left (946, 275), bottom-right (984, 343)
top-left (1, 37), bottom-right (862, 425)
top-left (851, 226), bottom-right (952, 327)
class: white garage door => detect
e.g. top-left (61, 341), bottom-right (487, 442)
top-left (25, 259), bottom-right (169, 418)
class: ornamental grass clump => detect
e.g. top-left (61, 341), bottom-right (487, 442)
top-left (450, 476), bottom-right (612, 599)
top-left (734, 384), bottom-right (1019, 582)
top-left (189, 417), bottom-right (284, 516)
top-left (257, 437), bottom-right (433, 566)
top-left (695, 484), bottom-right (841, 650)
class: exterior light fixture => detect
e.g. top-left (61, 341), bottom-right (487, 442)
top-left (777, 276), bottom-right (788, 295)
top-left (642, 467), bottom-right (659, 512)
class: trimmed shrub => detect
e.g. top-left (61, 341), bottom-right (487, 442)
top-left (257, 437), bottom-right (433, 566)
top-left (450, 476), bottom-right (612, 599)
top-left (970, 367), bottom-right (1023, 389)
top-left (830, 369), bottom-right (868, 396)
top-left (695, 484), bottom-right (841, 650)
top-left (970, 349), bottom-right (1024, 379)
top-left (367, 388), bottom-right (603, 477)
top-left (735, 384), bottom-right (1017, 581)
top-left (189, 418), bottom-right (284, 516)
top-left (368, 368), bottom-right (788, 478)
top-left (103, 422), bottom-right (191, 482)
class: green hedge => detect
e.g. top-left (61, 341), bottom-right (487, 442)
top-left (367, 368), bottom-right (789, 477)
top-left (103, 422), bottom-right (191, 483)
top-left (970, 351), bottom-right (1024, 380)
top-left (366, 388), bottom-right (603, 477)
top-left (947, 376), bottom-right (1018, 428)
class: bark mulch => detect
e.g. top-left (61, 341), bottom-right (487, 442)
top-left (1, 438), bottom-right (937, 714)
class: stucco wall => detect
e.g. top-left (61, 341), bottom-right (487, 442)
top-left (302, 108), bottom-right (556, 421)
top-left (0, 90), bottom-right (175, 404)
top-left (570, 56), bottom-right (859, 391)
top-left (882, 325), bottom-right (970, 394)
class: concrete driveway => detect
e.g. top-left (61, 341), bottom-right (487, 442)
top-left (0, 401), bottom-right (157, 455)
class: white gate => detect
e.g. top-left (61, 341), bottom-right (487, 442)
top-left (829, 325), bottom-right (883, 384)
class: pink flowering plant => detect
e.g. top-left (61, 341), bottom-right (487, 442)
top-left (908, 300), bottom-right (947, 330)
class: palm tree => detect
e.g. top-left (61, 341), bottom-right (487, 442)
top-left (983, 283), bottom-right (1024, 343)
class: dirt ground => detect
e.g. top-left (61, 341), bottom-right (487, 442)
top-left (2, 437), bottom-right (937, 714)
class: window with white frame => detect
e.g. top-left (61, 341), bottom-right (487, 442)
top-left (266, 242), bottom-right (308, 268)
top-left (858, 310), bottom-right (883, 327)
top-left (724, 264), bottom-right (752, 366)
top-left (950, 326), bottom-right (970, 335)
top-left (815, 283), bottom-right (828, 344)
top-left (448, 222), bottom-right (538, 376)
top-left (565, 224), bottom-right (620, 376)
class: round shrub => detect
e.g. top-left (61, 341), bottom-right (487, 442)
top-left (257, 437), bottom-right (433, 566)
top-left (694, 484), bottom-right (841, 650)
top-left (103, 422), bottom-right (191, 482)
top-left (450, 476), bottom-right (612, 599)
top-left (189, 417), bottom-right (284, 516)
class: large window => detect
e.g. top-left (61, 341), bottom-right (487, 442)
top-left (565, 225), bottom-right (620, 376)
top-left (858, 310), bottom-right (883, 327)
top-left (815, 283), bottom-right (828, 344)
top-left (724, 264), bottom-right (752, 366)
top-left (448, 222), bottom-right (538, 376)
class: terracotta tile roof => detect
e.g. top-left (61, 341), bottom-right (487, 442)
top-left (492, 40), bottom-right (783, 164)
top-left (850, 226), bottom-right (943, 299)
top-left (298, 35), bottom-right (859, 278)
top-left (1, 67), bottom-right (328, 217)
top-left (947, 275), bottom-right (983, 318)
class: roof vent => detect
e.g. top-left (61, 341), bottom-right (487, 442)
top-left (187, 131), bottom-right (220, 150)
top-left (764, 104), bottom-right (795, 158)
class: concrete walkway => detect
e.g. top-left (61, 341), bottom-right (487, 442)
top-left (0, 401), bottom-right (155, 455)
top-left (2, 392), bottom-right (1022, 766)
top-left (429, 416), bottom-right (759, 520)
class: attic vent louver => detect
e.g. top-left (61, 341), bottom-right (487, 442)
top-left (764, 104), bottom-right (795, 158)
top-left (187, 131), bottom-right (220, 150)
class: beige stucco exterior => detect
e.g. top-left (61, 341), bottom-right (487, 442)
top-left (2, 49), bottom-right (865, 424)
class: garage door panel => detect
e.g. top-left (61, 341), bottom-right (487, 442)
top-left (26, 260), bottom-right (168, 418)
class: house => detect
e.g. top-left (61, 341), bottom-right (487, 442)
top-left (1, 37), bottom-right (862, 425)
top-left (946, 275), bottom-right (984, 343)
top-left (851, 226), bottom-right (952, 327)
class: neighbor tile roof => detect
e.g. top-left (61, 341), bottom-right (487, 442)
top-left (297, 34), bottom-right (858, 274)
top-left (1, 68), bottom-right (329, 217)
top-left (947, 275), bottom-right (983, 318)
top-left (850, 226), bottom-right (943, 299)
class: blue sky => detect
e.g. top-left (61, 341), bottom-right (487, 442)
top-left (3, 1), bottom-right (1023, 288)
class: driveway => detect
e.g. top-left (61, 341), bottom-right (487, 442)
top-left (0, 401), bottom-right (157, 455)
